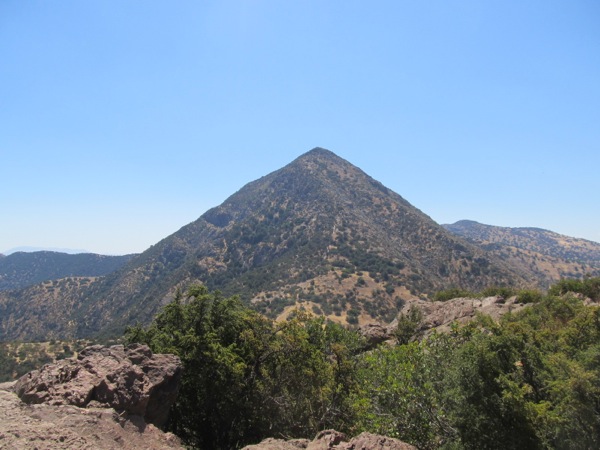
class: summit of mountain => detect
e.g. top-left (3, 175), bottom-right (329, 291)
top-left (0, 148), bottom-right (529, 341)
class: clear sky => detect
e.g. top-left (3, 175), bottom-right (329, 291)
top-left (1, 1), bottom-right (599, 255)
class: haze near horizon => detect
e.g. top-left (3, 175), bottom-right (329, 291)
top-left (2, 1), bottom-right (599, 255)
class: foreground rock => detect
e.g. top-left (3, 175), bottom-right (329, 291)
top-left (243, 429), bottom-right (416, 450)
top-left (14, 343), bottom-right (182, 428)
top-left (0, 381), bottom-right (183, 449)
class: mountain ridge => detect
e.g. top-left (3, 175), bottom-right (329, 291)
top-left (0, 251), bottom-right (136, 291)
top-left (1, 247), bottom-right (92, 256)
top-left (444, 220), bottom-right (600, 286)
top-left (0, 148), bottom-right (532, 341)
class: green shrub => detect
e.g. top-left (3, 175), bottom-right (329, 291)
top-left (433, 288), bottom-right (475, 302)
top-left (549, 277), bottom-right (600, 301)
top-left (480, 286), bottom-right (516, 298)
top-left (515, 289), bottom-right (543, 304)
top-left (393, 307), bottom-right (423, 345)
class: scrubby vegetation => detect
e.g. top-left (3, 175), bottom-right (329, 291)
top-left (433, 287), bottom-right (476, 301)
top-left (548, 276), bottom-right (600, 301)
top-left (353, 294), bottom-right (600, 449)
top-left (0, 340), bottom-right (91, 382)
top-left (126, 278), bottom-right (600, 449)
top-left (434, 285), bottom-right (545, 304)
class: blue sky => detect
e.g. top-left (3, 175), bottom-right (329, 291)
top-left (1, 1), bottom-right (599, 255)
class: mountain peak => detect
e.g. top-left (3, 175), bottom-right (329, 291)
top-left (305, 147), bottom-right (335, 157)
top-left (0, 148), bottom-right (531, 340)
top-left (292, 147), bottom-right (344, 164)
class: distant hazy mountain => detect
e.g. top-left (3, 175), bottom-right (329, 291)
top-left (0, 251), bottom-right (137, 291)
top-left (0, 148), bottom-right (528, 341)
top-left (2, 246), bottom-right (91, 255)
top-left (443, 220), bottom-right (600, 287)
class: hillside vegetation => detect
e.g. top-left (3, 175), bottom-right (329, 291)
top-left (0, 149), bottom-right (529, 342)
top-left (3, 150), bottom-right (598, 344)
top-left (0, 339), bottom-right (94, 382)
top-left (0, 277), bottom-right (99, 341)
top-left (444, 220), bottom-right (600, 287)
top-left (127, 278), bottom-right (600, 449)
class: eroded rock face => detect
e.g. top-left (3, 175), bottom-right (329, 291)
top-left (13, 343), bottom-right (182, 428)
top-left (0, 381), bottom-right (183, 449)
top-left (242, 430), bottom-right (417, 450)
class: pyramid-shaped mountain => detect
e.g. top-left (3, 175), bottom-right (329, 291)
top-left (0, 148), bottom-right (529, 340)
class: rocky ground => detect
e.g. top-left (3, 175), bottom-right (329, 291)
top-left (0, 381), bottom-right (182, 449)
top-left (242, 429), bottom-right (416, 450)
top-left (0, 343), bottom-right (184, 449)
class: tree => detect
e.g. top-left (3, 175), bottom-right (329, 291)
top-left (126, 286), bottom-right (274, 448)
top-left (393, 306), bottom-right (423, 345)
top-left (125, 285), bottom-right (364, 449)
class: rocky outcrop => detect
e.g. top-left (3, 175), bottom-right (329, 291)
top-left (359, 296), bottom-right (530, 345)
top-left (242, 437), bottom-right (311, 450)
top-left (344, 432), bottom-right (416, 449)
top-left (242, 430), bottom-right (416, 450)
top-left (392, 295), bottom-right (527, 336)
top-left (0, 381), bottom-right (183, 449)
top-left (13, 343), bottom-right (182, 428)
top-left (358, 322), bottom-right (390, 347)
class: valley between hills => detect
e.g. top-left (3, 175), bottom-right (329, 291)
top-left (1, 148), bottom-right (599, 342)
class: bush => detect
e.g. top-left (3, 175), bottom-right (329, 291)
top-left (347, 308), bottom-right (360, 325)
top-left (393, 307), bottom-right (423, 345)
top-left (433, 288), bottom-right (475, 302)
top-left (480, 286), bottom-right (516, 299)
top-left (353, 296), bottom-right (600, 449)
top-left (549, 277), bottom-right (600, 301)
top-left (515, 289), bottom-right (543, 304)
top-left (123, 282), bottom-right (600, 450)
